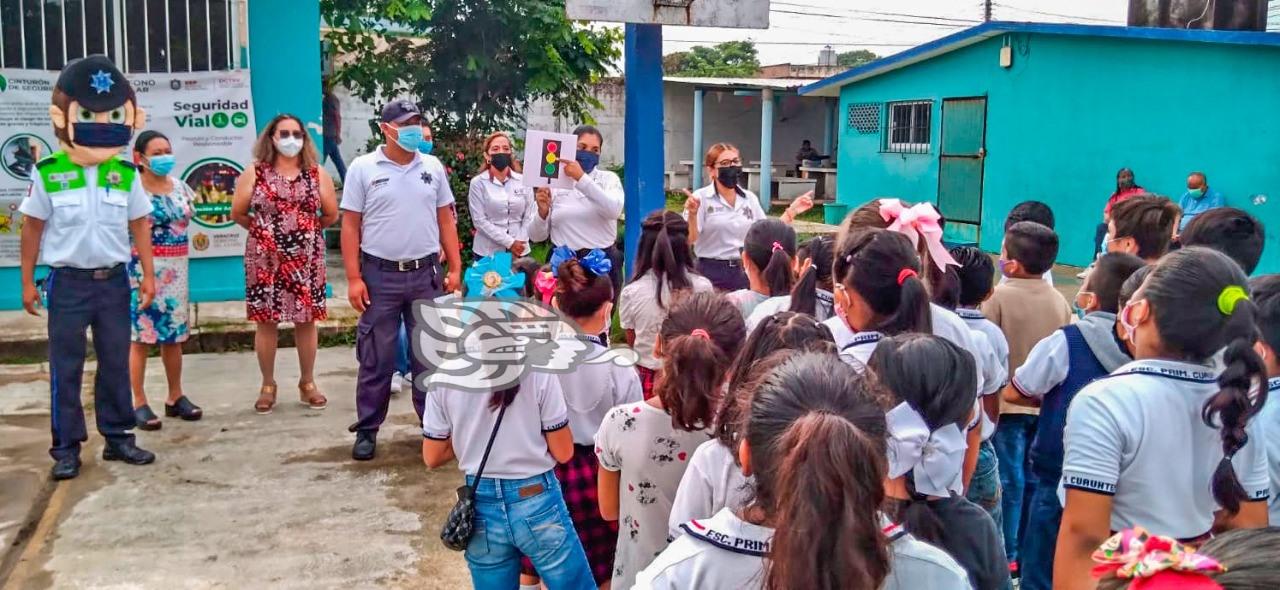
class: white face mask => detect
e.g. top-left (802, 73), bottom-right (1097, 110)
top-left (275, 137), bottom-right (304, 158)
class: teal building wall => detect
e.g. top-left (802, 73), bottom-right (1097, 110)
top-left (833, 32), bottom-right (1280, 271)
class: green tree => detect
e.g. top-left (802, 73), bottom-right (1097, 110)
top-left (666, 40), bottom-right (759, 77)
top-left (836, 49), bottom-right (880, 68)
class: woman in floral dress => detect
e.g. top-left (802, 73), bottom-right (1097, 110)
top-left (230, 114), bottom-right (340, 414)
top-left (128, 131), bottom-right (203, 429)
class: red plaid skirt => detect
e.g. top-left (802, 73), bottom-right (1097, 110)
top-left (521, 445), bottom-right (618, 584)
top-left (637, 366), bottom-right (658, 400)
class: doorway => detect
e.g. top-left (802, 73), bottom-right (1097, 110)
top-left (937, 97), bottom-right (987, 242)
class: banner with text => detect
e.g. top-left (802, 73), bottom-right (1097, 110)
top-left (0, 69), bottom-right (256, 266)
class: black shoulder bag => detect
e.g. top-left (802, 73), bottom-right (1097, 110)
top-left (440, 402), bottom-right (508, 551)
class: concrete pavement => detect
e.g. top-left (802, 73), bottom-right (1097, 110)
top-left (0, 348), bottom-right (471, 589)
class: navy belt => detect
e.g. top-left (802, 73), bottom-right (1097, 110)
top-left (699, 257), bottom-right (742, 268)
top-left (362, 252), bottom-right (439, 272)
top-left (55, 264), bottom-right (124, 280)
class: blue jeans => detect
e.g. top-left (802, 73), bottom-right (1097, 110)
top-left (322, 136), bottom-right (347, 181)
top-left (396, 320), bottom-right (410, 376)
top-left (1019, 473), bottom-right (1063, 590)
top-left (464, 471), bottom-right (594, 590)
top-left (965, 439), bottom-right (1003, 536)
top-left (993, 414), bottom-right (1037, 563)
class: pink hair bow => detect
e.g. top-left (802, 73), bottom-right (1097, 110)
top-left (1091, 528), bottom-right (1224, 590)
top-left (534, 270), bottom-right (557, 304)
top-left (878, 199), bottom-right (959, 271)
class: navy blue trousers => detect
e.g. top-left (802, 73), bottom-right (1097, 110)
top-left (46, 266), bottom-right (137, 460)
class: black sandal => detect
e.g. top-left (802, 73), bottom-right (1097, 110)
top-left (164, 396), bottom-right (204, 421)
top-left (135, 405), bottom-right (162, 431)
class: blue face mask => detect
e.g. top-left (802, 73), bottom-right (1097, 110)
top-left (417, 139), bottom-right (434, 155)
top-left (147, 154), bottom-right (176, 176)
top-left (576, 151), bottom-right (600, 174)
top-left (390, 125), bottom-right (423, 152)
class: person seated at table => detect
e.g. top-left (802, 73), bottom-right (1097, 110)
top-left (794, 139), bottom-right (827, 175)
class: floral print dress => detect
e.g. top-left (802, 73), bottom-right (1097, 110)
top-left (244, 163), bottom-right (327, 323)
top-left (595, 400), bottom-right (712, 590)
top-left (129, 180), bottom-right (195, 344)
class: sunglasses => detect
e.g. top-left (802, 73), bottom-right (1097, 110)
top-left (275, 130), bottom-right (305, 140)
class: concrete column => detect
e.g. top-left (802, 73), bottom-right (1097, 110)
top-left (692, 88), bottom-right (705, 189)
top-left (759, 87), bottom-right (775, 209)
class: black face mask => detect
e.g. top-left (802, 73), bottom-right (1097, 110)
top-left (73, 122), bottom-right (133, 148)
top-left (490, 153), bottom-right (512, 171)
top-left (717, 165), bottom-right (742, 188)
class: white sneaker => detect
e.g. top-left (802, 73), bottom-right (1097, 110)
top-left (390, 372), bottom-right (404, 395)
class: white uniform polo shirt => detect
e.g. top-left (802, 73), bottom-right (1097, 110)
top-left (687, 184), bottom-right (766, 261)
top-left (1061, 359), bottom-right (1270, 539)
top-left (19, 164), bottom-right (152, 268)
top-left (1256, 376), bottom-right (1280, 523)
top-left (340, 147), bottom-right (455, 261)
top-left (824, 304), bottom-right (988, 396)
top-left (668, 440), bottom-right (753, 540)
top-left (555, 337), bottom-right (643, 446)
top-left (468, 170), bottom-right (534, 257)
top-left (528, 168), bottom-right (623, 250)
top-left (839, 331), bottom-right (884, 371)
top-left (422, 371), bottom-right (569, 480)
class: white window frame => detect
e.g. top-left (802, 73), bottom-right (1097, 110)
top-left (885, 100), bottom-right (932, 153)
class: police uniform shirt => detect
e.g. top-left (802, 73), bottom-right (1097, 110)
top-left (340, 147), bottom-right (455, 261)
top-left (668, 439), bottom-right (753, 541)
top-left (468, 170), bottom-right (534, 257)
top-left (1060, 359), bottom-right (1270, 539)
top-left (421, 371), bottom-right (569, 480)
top-left (636, 509), bottom-right (971, 590)
top-left (20, 158), bottom-right (152, 269)
top-left (1259, 376), bottom-right (1280, 524)
top-left (528, 168), bottom-right (623, 250)
top-left (688, 184), bottom-right (767, 261)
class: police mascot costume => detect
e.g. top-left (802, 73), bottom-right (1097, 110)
top-left (18, 54), bottom-right (157, 480)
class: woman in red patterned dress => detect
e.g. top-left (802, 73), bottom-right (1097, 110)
top-left (231, 114), bottom-right (339, 414)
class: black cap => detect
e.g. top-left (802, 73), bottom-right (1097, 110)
top-left (55, 55), bottom-right (131, 111)
top-left (380, 100), bottom-right (421, 124)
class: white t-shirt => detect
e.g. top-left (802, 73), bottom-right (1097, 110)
top-left (743, 290), bottom-right (836, 332)
top-left (1260, 377), bottom-right (1280, 524)
top-left (557, 338), bottom-right (644, 445)
top-left (422, 371), bottom-right (569, 479)
top-left (619, 272), bottom-right (716, 370)
top-left (688, 185), bottom-right (767, 261)
top-left (637, 509), bottom-right (970, 590)
top-left (726, 289), bottom-right (770, 320)
top-left (1061, 359), bottom-right (1271, 538)
top-left (668, 440), bottom-right (754, 539)
top-left (596, 401), bottom-right (713, 590)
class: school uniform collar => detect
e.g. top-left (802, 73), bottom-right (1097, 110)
top-left (1110, 358), bottom-right (1219, 384)
top-left (955, 308), bottom-right (985, 320)
top-left (1269, 376), bottom-right (1280, 392)
top-left (841, 331), bottom-right (884, 351)
top-left (480, 169), bottom-right (521, 186)
top-left (705, 186), bottom-right (749, 208)
top-left (374, 145), bottom-right (423, 170)
top-left (678, 507), bottom-right (773, 557)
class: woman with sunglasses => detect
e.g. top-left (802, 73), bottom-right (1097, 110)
top-left (231, 114), bottom-right (340, 414)
top-left (683, 143), bottom-right (813, 292)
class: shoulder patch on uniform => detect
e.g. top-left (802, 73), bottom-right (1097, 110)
top-left (35, 156), bottom-right (58, 169)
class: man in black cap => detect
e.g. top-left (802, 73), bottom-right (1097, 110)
top-left (339, 99), bottom-right (461, 460)
top-left (19, 55), bottom-right (157, 480)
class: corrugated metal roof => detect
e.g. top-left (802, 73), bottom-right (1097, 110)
top-left (664, 76), bottom-right (822, 91)
top-left (800, 21), bottom-right (1280, 97)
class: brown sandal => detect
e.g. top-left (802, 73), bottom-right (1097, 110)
top-left (254, 383), bottom-right (278, 415)
top-left (299, 382), bottom-right (327, 410)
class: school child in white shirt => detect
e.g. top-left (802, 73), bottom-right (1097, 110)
top-left (870, 334), bottom-right (1010, 590)
top-left (619, 210), bottom-right (715, 398)
top-left (638, 351), bottom-right (971, 590)
top-left (668, 311), bottom-right (838, 537)
top-left (722, 219), bottom-right (797, 320)
top-left (744, 235), bottom-right (836, 330)
top-left (596, 292), bottom-right (746, 590)
top-left (1055, 247), bottom-right (1271, 590)
top-left (1001, 252), bottom-right (1145, 590)
top-left (830, 228), bottom-right (932, 369)
top-left (1247, 274), bottom-right (1280, 524)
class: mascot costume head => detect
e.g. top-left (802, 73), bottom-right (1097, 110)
top-left (48, 55), bottom-right (145, 167)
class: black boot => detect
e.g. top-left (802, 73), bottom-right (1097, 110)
top-left (103, 439), bottom-right (156, 465)
top-left (51, 456), bottom-right (81, 480)
top-left (352, 430), bottom-right (377, 461)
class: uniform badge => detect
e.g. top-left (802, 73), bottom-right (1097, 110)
top-left (106, 170), bottom-right (122, 186)
top-left (421, 171), bottom-right (432, 185)
top-left (89, 70), bottom-right (115, 94)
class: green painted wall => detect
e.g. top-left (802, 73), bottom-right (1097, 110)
top-left (835, 33), bottom-right (1280, 272)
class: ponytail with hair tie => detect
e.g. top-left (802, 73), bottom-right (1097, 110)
top-left (897, 268), bottom-right (918, 286)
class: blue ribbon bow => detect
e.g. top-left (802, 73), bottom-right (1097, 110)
top-left (464, 252), bottom-right (526, 298)
top-left (549, 246), bottom-right (612, 278)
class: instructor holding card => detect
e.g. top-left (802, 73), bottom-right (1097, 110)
top-left (529, 125), bottom-right (625, 294)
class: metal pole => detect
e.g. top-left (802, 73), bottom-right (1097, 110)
top-left (759, 87), bottom-right (775, 209)
top-left (18, 0), bottom-right (27, 68)
top-left (164, 0), bottom-right (171, 71)
top-left (38, 0), bottom-right (46, 68)
top-left (185, 0), bottom-right (192, 72)
top-left (0, 0), bottom-right (6, 67)
top-left (143, 0), bottom-right (151, 72)
top-left (205, 0), bottom-right (212, 70)
top-left (60, 0), bottom-right (67, 66)
top-left (118, 0), bottom-right (128, 70)
top-left (623, 23), bottom-right (667, 272)
top-left (101, 0), bottom-right (108, 56)
top-left (692, 88), bottom-right (704, 189)
top-left (81, 0), bottom-right (86, 61)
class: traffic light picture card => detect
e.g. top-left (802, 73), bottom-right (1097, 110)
top-left (521, 129), bottom-right (578, 189)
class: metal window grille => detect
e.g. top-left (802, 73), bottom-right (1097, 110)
top-left (0, 0), bottom-right (245, 72)
top-left (884, 100), bottom-right (932, 154)
top-left (847, 102), bottom-right (880, 135)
